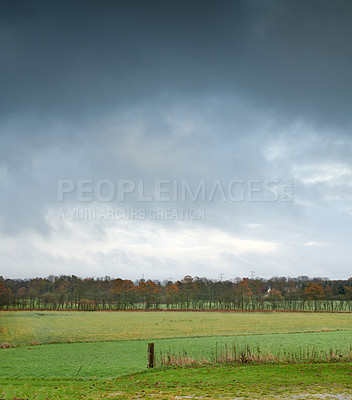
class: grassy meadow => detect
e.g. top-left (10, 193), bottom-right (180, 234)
top-left (2, 362), bottom-right (352, 399)
top-left (1, 310), bottom-right (352, 346)
top-left (1, 331), bottom-right (352, 379)
top-left (1, 310), bottom-right (352, 399)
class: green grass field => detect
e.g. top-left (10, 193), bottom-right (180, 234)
top-left (1, 311), bottom-right (352, 399)
top-left (1, 310), bottom-right (352, 346)
top-left (1, 331), bottom-right (352, 379)
top-left (1, 331), bottom-right (351, 379)
top-left (1, 362), bottom-right (352, 399)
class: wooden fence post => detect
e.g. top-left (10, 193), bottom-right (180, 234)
top-left (148, 342), bottom-right (154, 368)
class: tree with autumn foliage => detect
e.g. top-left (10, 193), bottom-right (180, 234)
top-left (267, 288), bottom-right (284, 310)
top-left (177, 275), bottom-right (197, 309)
top-left (111, 279), bottom-right (135, 309)
top-left (268, 288), bottom-right (283, 300)
top-left (137, 279), bottom-right (161, 309)
top-left (165, 283), bottom-right (179, 309)
top-left (236, 278), bottom-right (253, 309)
top-left (343, 285), bottom-right (352, 300)
top-left (304, 282), bottom-right (325, 300)
top-left (0, 279), bottom-right (12, 308)
top-left (304, 282), bottom-right (325, 311)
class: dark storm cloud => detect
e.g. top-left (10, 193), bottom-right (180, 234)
top-left (1, 0), bottom-right (352, 279)
top-left (1, 0), bottom-right (352, 126)
top-left (0, 0), bottom-right (237, 120)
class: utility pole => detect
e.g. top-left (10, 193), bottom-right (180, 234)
top-left (250, 270), bottom-right (255, 280)
top-left (219, 273), bottom-right (224, 282)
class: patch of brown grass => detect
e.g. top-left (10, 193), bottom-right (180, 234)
top-left (158, 344), bottom-right (352, 367)
top-left (0, 342), bottom-right (14, 348)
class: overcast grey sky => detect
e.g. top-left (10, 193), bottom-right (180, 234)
top-left (1, 0), bottom-right (352, 280)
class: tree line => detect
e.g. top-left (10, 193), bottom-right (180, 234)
top-left (1, 275), bottom-right (352, 312)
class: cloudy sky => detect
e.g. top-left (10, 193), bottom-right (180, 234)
top-left (1, 0), bottom-right (352, 281)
